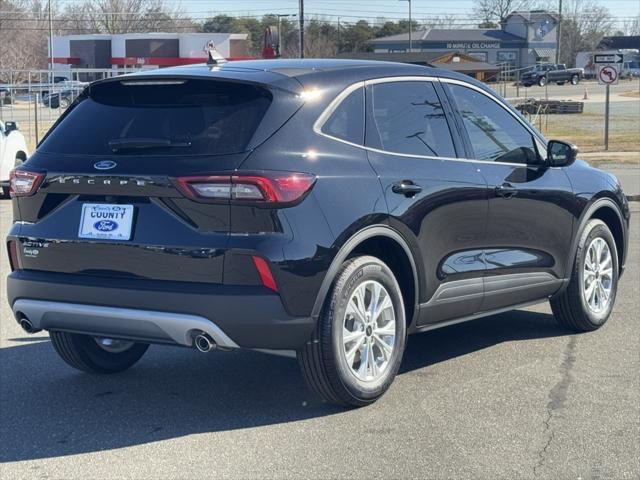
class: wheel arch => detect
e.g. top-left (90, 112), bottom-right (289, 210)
top-left (566, 197), bottom-right (627, 279)
top-left (311, 225), bottom-right (421, 329)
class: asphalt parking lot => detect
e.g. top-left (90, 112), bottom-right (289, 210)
top-left (0, 198), bottom-right (638, 479)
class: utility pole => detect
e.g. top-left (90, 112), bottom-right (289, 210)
top-left (299, 0), bottom-right (304, 58)
top-left (555, 0), bottom-right (563, 64)
top-left (399, 0), bottom-right (412, 52)
top-left (48, 0), bottom-right (54, 77)
top-left (276, 14), bottom-right (296, 57)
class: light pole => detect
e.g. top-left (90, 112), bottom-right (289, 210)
top-left (276, 14), bottom-right (296, 57)
top-left (555, 0), bottom-right (563, 64)
top-left (48, 0), bottom-right (53, 76)
top-left (299, 0), bottom-right (304, 58)
top-left (399, 0), bottom-right (412, 52)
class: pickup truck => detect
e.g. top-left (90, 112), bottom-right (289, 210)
top-left (0, 121), bottom-right (28, 197)
top-left (521, 64), bottom-right (584, 87)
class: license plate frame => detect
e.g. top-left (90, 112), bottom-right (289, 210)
top-left (78, 203), bottom-right (135, 241)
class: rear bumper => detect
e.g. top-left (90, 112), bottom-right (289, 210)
top-left (7, 270), bottom-right (316, 350)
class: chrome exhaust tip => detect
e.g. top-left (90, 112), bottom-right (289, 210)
top-left (194, 333), bottom-right (217, 353)
top-left (18, 316), bottom-right (41, 334)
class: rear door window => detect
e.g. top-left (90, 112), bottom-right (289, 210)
top-left (39, 79), bottom-right (277, 156)
top-left (367, 81), bottom-right (456, 158)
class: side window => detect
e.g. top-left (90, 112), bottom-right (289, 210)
top-left (449, 84), bottom-right (538, 164)
top-left (322, 87), bottom-right (364, 145)
top-left (369, 81), bottom-right (456, 158)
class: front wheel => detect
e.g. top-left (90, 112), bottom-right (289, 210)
top-left (571, 74), bottom-right (580, 85)
top-left (50, 331), bottom-right (149, 373)
top-left (538, 76), bottom-right (547, 87)
top-left (298, 256), bottom-right (407, 407)
top-left (550, 219), bottom-right (618, 331)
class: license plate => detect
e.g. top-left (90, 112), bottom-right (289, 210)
top-left (78, 203), bottom-right (134, 240)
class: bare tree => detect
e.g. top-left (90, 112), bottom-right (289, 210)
top-left (559, 0), bottom-right (613, 66)
top-left (0, 0), bottom-right (48, 75)
top-left (473, 0), bottom-right (534, 24)
top-left (619, 14), bottom-right (640, 36)
top-left (82, 0), bottom-right (191, 34)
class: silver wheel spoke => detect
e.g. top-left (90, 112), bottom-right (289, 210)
top-left (373, 334), bottom-right (393, 358)
top-left (600, 267), bottom-right (613, 279)
top-left (346, 299), bottom-right (367, 324)
top-left (345, 336), bottom-right (365, 367)
top-left (343, 328), bottom-right (365, 345)
top-left (373, 294), bottom-right (393, 324)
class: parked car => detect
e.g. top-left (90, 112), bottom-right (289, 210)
top-left (42, 89), bottom-right (76, 109)
top-left (0, 87), bottom-right (11, 104)
top-left (522, 63), bottom-right (583, 86)
top-left (622, 60), bottom-right (640, 77)
top-left (6, 60), bottom-right (629, 407)
top-left (0, 120), bottom-right (28, 197)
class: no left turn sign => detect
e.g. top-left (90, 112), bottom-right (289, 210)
top-left (598, 65), bottom-right (619, 85)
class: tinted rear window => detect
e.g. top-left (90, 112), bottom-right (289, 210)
top-left (39, 79), bottom-right (273, 156)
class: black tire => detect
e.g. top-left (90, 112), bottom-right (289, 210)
top-left (50, 331), bottom-right (149, 373)
top-left (523, 83), bottom-right (532, 87)
top-left (59, 97), bottom-right (71, 109)
top-left (538, 76), bottom-right (547, 87)
top-left (298, 255), bottom-right (407, 407)
top-left (571, 74), bottom-right (579, 85)
top-left (550, 219), bottom-right (618, 332)
top-left (556, 82), bottom-right (565, 85)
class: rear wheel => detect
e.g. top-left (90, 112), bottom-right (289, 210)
top-left (551, 219), bottom-right (618, 331)
top-left (298, 255), bottom-right (406, 407)
top-left (50, 331), bottom-right (149, 373)
top-left (571, 74), bottom-right (580, 85)
top-left (538, 76), bottom-right (547, 87)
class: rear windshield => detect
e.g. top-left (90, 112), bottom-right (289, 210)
top-left (39, 79), bottom-right (273, 156)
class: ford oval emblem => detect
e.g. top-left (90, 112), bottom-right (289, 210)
top-left (94, 220), bottom-right (118, 232)
top-left (94, 160), bottom-right (117, 170)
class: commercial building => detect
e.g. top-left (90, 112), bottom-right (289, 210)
top-left (339, 51), bottom-right (500, 81)
top-left (368, 10), bottom-right (558, 70)
top-left (48, 32), bottom-right (249, 76)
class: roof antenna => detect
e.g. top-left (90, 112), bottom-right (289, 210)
top-left (205, 41), bottom-right (227, 68)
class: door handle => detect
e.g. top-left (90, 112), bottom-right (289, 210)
top-left (392, 180), bottom-right (422, 197)
top-left (495, 183), bottom-right (517, 199)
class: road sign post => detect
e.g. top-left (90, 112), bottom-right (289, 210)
top-left (604, 84), bottom-right (610, 151)
top-left (597, 64), bottom-right (619, 151)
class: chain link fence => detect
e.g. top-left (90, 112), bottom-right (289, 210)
top-left (0, 68), bottom-right (132, 150)
top-left (2, 67), bottom-right (638, 158)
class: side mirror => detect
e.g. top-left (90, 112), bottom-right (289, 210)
top-left (4, 121), bottom-right (18, 134)
top-left (547, 140), bottom-right (578, 167)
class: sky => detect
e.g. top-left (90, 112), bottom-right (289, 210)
top-left (179, 0), bottom-right (639, 28)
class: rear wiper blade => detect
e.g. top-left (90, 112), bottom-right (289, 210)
top-left (108, 138), bottom-right (191, 152)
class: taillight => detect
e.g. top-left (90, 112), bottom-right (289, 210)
top-left (9, 170), bottom-right (44, 197)
top-left (7, 240), bottom-right (22, 271)
top-left (172, 172), bottom-right (316, 205)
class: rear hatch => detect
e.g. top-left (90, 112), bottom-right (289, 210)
top-left (11, 73), bottom-right (303, 283)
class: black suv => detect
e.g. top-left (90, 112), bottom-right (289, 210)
top-left (6, 60), bottom-right (629, 407)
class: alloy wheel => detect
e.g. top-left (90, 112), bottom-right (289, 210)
top-left (583, 237), bottom-right (614, 314)
top-left (342, 280), bottom-right (396, 382)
